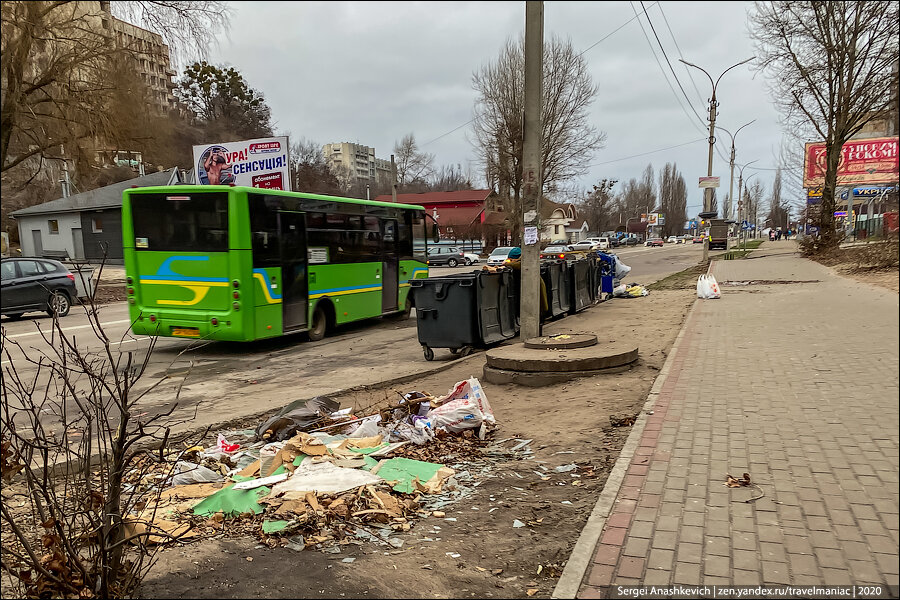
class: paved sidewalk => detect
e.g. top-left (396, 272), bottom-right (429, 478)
top-left (560, 241), bottom-right (899, 597)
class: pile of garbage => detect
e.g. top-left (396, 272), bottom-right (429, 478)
top-left (124, 378), bottom-right (498, 553)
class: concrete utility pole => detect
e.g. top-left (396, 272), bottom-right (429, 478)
top-left (520, 1), bottom-right (544, 340)
top-left (390, 154), bottom-right (398, 204)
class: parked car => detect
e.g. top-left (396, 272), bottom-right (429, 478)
top-left (623, 237), bottom-right (638, 246)
top-left (487, 246), bottom-right (518, 266)
top-left (692, 235), bottom-right (704, 244)
top-left (607, 237), bottom-right (620, 248)
top-left (581, 237), bottom-right (610, 250)
top-left (1, 258), bottom-right (76, 319)
top-left (645, 238), bottom-right (664, 247)
top-left (666, 236), bottom-right (678, 243)
top-left (462, 252), bottom-right (480, 266)
top-left (426, 246), bottom-right (466, 267)
top-left (570, 240), bottom-right (599, 252)
top-left (540, 245), bottom-right (578, 260)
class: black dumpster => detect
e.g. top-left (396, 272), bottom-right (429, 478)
top-left (541, 260), bottom-right (571, 319)
top-left (568, 258), bottom-right (595, 314)
top-left (410, 270), bottom-right (518, 361)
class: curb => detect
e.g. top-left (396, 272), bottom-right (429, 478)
top-left (551, 296), bottom-right (702, 599)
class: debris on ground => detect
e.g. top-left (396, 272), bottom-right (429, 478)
top-left (120, 378), bottom-right (509, 555)
top-left (609, 413), bottom-right (638, 427)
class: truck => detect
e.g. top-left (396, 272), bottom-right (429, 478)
top-left (707, 218), bottom-right (728, 250)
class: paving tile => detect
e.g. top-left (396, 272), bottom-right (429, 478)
top-left (788, 553), bottom-right (820, 576)
top-left (673, 561), bottom-right (701, 585)
top-left (617, 556), bottom-right (644, 579)
top-left (592, 544), bottom-right (621, 566)
top-left (761, 561), bottom-right (790, 585)
top-left (586, 564), bottom-right (615, 587)
top-left (628, 520), bottom-right (653, 539)
top-left (622, 537), bottom-right (650, 558)
top-left (703, 555), bottom-right (730, 578)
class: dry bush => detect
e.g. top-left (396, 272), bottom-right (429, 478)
top-left (1, 278), bottom-right (197, 598)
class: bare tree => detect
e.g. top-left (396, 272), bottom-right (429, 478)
top-left (471, 34), bottom-right (606, 241)
top-left (430, 163), bottom-right (471, 192)
top-left (1, 0), bottom-right (230, 182)
top-left (658, 163), bottom-right (688, 238)
top-left (393, 133), bottom-right (434, 191)
top-left (1, 266), bottom-right (198, 598)
top-left (111, 1), bottom-right (231, 70)
top-left (766, 167), bottom-right (790, 231)
top-left (575, 178), bottom-right (618, 234)
top-left (290, 137), bottom-right (342, 195)
top-left (750, 0), bottom-right (900, 248)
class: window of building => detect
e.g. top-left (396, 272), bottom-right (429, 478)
top-left (48, 220), bottom-right (59, 234)
top-left (554, 225), bottom-right (560, 235)
top-left (92, 218), bottom-right (103, 233)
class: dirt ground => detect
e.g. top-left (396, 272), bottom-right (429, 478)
top-left (139, 285), bottom-right (696, 599)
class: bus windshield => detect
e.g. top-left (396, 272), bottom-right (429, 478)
top-left (131, 192), bottom-right (229, 252)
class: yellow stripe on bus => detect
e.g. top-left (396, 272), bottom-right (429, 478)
top-left (309, 286), bottom-right (382, 300)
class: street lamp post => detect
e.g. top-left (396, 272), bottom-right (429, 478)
top-left (679, 57), bottom-right (754, 216)
top-left (736, 161), bottom-right (758, 247)
top-left (717, 120), bottom-right (756, 223)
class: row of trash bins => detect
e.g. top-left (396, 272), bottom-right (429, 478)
top-left (410, 254), bottom-right (623, 361)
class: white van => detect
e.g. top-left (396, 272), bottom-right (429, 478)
top-left (583, 237), bottom-right (610, 250)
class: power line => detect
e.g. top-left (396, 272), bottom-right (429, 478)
top-left (638, 1), bottom-right (706, 129)
top-left (589, 137), bottom-right (706, 166)
top-left (629, 1), bottom-right (709, 140)
top-left (642, 2), bottom-right (731, 165)
top-left (578, 0), bottom-right (659, 57)
top-left (656, 2), bottom-right (706, 109)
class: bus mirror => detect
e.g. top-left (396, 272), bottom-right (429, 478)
top-left (432, 222), bottom-right (439, 243)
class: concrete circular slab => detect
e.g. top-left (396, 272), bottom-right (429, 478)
top-left (485, 341), bottom-right (638, 374)
top-left (523, 333), bottom-right (598, 350)
top-left (483, 363), bottom-right (635, 387)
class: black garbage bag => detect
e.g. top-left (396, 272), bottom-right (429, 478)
top-left (256, 395), bottom-right (341, 442)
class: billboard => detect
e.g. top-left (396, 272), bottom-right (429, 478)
top-left (193, 136), bottom-right (291, 190)
top-left (698, 176), bottom-right (720, 189)
top-left (803, 136), bottom-right (898, 189)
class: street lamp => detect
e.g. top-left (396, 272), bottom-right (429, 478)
top-left (717, 120), bottom-right (756, 221)
top-left (679, 57), bottom-right (754, 215)
top-left (735, 160), bottom-right (758, 245)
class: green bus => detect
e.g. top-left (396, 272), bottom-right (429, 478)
top-left (122, 185), bottom-right (430, 342)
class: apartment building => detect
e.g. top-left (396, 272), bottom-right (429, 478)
top-left (98, 1), bottom-right (178, 115)
top-left (323, 142), bottom-right (392, 190)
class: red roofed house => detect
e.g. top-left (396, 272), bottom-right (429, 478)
top-left (374, 190), bottom-right (500, 245)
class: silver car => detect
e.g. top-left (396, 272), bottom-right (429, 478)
top-left (487, 247), bottom-right (516, 266)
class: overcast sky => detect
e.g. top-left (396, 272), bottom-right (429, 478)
top-left (214, 1), bottom-right (792, 219)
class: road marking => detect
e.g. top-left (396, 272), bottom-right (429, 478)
top-left (5, 319), bottom-right (132, 340)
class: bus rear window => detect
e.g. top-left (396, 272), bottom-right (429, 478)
top-left (131, 193), bottom-right (229, 251)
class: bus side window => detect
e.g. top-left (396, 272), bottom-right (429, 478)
top-left (249, 195), bottom-right (280, 267)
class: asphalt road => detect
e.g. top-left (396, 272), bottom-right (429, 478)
top-left (1, 241), bottom-right (705, 436)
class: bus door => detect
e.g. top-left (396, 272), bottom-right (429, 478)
top-left (278, 211), bottom-right (308, 331)
top-left (381, 218), bottom-right (399, 313)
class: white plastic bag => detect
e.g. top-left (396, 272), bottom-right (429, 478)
top-left (706, 275), bottom-right (721, 299)
top-left (614, 256), bottom-right (631, 280)
top-left (697, 274), bottom-right (721, 299)
top-left (170, 461), bottom-right (223, 486)
top-left (426, 378), bottom-right (495, 433)
top-left (612, 284), bottom-right (629, 298)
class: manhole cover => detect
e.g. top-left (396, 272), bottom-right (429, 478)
top-left (523, 333), bottom-right (598, 350)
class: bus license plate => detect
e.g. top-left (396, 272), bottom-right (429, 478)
top-left (171, 327), bottom-right (200, 338)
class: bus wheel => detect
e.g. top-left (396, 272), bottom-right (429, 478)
top-left (308, 305), bottom-right (328, 341)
